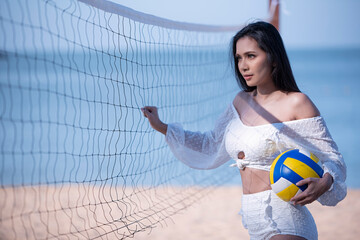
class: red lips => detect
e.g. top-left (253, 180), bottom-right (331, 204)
top-left (243, 74), bottom-right (253, 81)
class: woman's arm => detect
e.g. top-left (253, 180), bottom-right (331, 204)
top-left (290, 172), bottom-right (333, 206)
top-left (141, 104), bottom-right (235, 170)
top-left (141, 106), bottom-right (167, 135)
top-left (284, 93), bottom-right (346, 206)
top-left (288, 93), bottom-right (324, 205)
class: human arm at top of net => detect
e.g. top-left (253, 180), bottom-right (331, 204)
top-left (141, 105), bottom-right (235, 169)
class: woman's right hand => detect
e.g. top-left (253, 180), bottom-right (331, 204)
top-left (141, 106), bottom-right (168, 135)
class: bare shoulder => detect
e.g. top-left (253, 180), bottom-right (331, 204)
top-left (287, 92), bottom-right (320, 120)
top-left (233, 90), bottom-right (251, 105)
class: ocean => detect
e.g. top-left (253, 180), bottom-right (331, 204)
top-left (0, 48), bottom-right (359, 188)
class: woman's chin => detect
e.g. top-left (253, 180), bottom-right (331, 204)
top-left (245, 82), bottom-right (256, 87)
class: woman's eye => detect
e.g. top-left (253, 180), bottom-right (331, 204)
top-left (248, 54), bottom-right (255, 59)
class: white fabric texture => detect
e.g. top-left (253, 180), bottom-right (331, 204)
top-left (165, 103), bottom-right (347, 206)
top-left (240, 190), bottom-right (318, 240)
top-left (225, 104), bottom-right (280, 171)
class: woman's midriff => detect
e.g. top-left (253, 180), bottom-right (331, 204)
top-left (240, 167), bottom-right (272, 194)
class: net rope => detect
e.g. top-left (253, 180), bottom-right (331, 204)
top-left (0, 0), bottom-right (241, 239)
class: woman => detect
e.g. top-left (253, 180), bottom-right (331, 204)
top-left (141, 21), bottom-right (346, 240)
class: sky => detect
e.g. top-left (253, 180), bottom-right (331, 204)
top-left (114, 0), bottom-right (360, 49)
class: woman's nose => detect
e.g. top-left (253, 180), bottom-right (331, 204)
top-left (238, 60), bottom-right (248, 72)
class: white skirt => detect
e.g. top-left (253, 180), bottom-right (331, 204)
top-left (240, 190), bottom-right (318, 240)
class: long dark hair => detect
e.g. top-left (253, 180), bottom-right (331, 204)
top-left (231, 21), bottom-right (300, 92)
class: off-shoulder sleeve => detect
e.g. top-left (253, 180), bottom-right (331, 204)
top-left (277, 117), bottom-right (347, 206)
top-left (165, 104), bottom-right (234, 170)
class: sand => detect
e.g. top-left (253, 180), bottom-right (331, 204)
top-left (0, 185), bottom-right (359, 240)
top-left (133, 187), bottom-right (360, 240)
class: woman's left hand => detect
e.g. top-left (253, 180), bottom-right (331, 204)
top-left (290, 173), bottom-right (333, 206)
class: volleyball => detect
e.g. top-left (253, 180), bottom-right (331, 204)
top-left (270, 149), bottom-right (324, 202)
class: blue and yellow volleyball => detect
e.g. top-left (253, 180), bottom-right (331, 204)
top-left (270, 149), bottom-right (324, 202)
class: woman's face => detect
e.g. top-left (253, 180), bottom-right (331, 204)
top-left (235, 36), bottom-right (273, 88)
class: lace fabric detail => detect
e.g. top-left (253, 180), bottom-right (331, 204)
top-left (240, 190), bottom-right (318, 240)
top-left (165, 103), bottom-right (347, 206)
top-left (277, 116), bottom-right (347, 206)
top-left (225, 108), bottom-right (280, 171)
top-left (165, 104), bottom-right (234, 170)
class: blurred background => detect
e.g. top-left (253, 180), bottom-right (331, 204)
top-left (116, 0), bottom-right (360, 48)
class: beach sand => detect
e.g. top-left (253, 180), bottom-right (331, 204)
top-left (0, 185), bottom-right (359, 239)
top-left (133, 187), bottom-right (360, 240)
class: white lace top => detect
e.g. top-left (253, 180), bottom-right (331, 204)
top-left (165, 103), bottom-right (347, 206)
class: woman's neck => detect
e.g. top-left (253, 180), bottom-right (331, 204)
top-left (253, 84), bottom-right (280, 103)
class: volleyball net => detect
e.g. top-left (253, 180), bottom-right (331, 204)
top-left (0, 0), bottom-right (241, 239)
